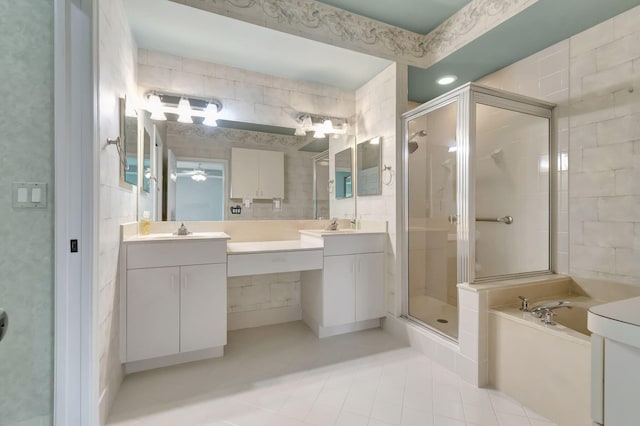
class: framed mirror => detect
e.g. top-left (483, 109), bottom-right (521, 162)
top-left (122, 97), bottom-right (138, 187)
top-left (357, 136), bottom-right (381, 196)
top-left (334, 147), bottom-right (353, 199)
top-left (142, 127), bottom-right (151, 193)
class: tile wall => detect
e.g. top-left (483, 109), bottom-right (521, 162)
top-left (0, 2), bottom-right (54, 425)
top-left (355, 63), bottom-right (409, 315)
top-left (568, 5), bottom-right (640, 285)
top-left (97, 0), bottom-right (138, 423)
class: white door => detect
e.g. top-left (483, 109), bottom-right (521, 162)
top-left (127, 267), bottom-right (180, 362)
top-left (259, 150), bottom-right (284, 198)
top-left (323, 255), bottom-right (356, 327)
top-left (180, 264), bottom-right (227, 352)
top-left (355, 252), bottom-right (385, 322)
top-left (231, 148), bottom-right (260, 198)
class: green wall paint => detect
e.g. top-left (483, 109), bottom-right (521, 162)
top-left (0, 1), bottom-right (54, 425)
top-left (409, 0), bottom-right (640, 103)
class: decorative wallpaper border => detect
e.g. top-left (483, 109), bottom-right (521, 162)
top-left (171, 0), bottom-right (538, 68)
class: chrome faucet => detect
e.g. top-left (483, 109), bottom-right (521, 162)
top-left (518, 296), bottom-right (530, 312)
top-left (530, 300), bottom-right (572, 325)
top-left (325, 217), bottom-right (338, 231)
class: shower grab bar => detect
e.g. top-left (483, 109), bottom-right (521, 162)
top-left (476, 215), bottom-right (513, 225)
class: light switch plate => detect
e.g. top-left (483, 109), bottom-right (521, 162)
top-left (12, 182), bottom-right (48, 209)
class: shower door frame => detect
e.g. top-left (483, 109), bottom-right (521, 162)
top-left (401, 83), bottom-right (556, 337)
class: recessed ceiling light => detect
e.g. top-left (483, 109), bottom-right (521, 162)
top-left (437, 75), bottom-right (458, 85)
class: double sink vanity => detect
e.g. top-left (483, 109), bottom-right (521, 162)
top-left (119, 222), bottom-right (387, 373)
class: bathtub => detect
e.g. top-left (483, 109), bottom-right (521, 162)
top-left (489, 295), bottom-right (600, 426)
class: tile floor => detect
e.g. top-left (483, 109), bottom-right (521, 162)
top-left (107, 321), bottom-right (555, 426)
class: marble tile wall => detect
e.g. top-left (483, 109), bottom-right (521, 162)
top-left (568, 5), bottom-right (640, 285)
top-left (0, 3), bottom-right (54, 425)
top-left (97, 0), bottom-right (138, 423)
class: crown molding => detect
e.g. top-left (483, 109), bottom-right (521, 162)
top-left (170, 0), bottom-right (538, 68)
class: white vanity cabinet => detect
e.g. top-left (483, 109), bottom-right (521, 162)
top-left (301, 232), bottom-right (386, 338)
top-left (121, 236), bottom-right (228, 372)
top-left (323, 253), bottom-right (385, 327)
top-left (231, 147), bottom-right (284, 199)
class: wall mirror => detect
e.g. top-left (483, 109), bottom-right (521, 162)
top-left (357, 136), bottom-right (381, 196)
top-left (122, 97), bottom-right (138, 187)
top-left (334, 147), bottom-right (353, 199)
top-left (140, 119), bottom-right (356, 222)
top-left (142, 128), bottom-right (151, 193)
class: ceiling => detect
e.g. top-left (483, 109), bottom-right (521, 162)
top-left (316, 0), bottom-right (471, 34)
top-left (125, 0), bottom-right (640, 103)
top-left (409, 0), bottom-right (640, 102)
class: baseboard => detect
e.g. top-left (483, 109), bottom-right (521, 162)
top-left (124, 346), bottom-right (224, 374)
top-left (228, 305), bottom-right (302, 331)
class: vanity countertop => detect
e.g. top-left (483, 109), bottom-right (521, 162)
top-left (227, 239), bottom-right (323, 254)
top-left (123, 232), bottom-right (231, 243)
top-left (299, 229), bottom-right (387, 238)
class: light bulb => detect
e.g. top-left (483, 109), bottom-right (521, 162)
top-left (370, 137), bottom-right (380, 145)
top-left (313, 129), bottom-right (326, 138)
top-left (294, 126), bottom-right (306, 136)
top-left (177, 98), bottom-right (193, 124)
top-left (437, 75), bottom-right (458, 85)
top-left (148, 94), bottom-right (166, 121)
top-left (322, 119), bottom-right (334, 133)
top-left (301, 115), bottom-right (313, 129)
top-left (203, 102), bottom-right (219, 127)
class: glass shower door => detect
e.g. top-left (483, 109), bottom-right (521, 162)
top-left (474, 103), bottom-right (550, 279)
top-left (407, 100), bottom-right (459, 339)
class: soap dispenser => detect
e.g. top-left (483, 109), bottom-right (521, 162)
top-left (140, 211), bottom-right (151, 235)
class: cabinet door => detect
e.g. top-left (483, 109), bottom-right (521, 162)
top-left (231, 148), bottom-right (260, 198)
top-left (355, 252), bottom-right (385, 322)
top-left (259, 150), bottom-right (284, 199)
top-left (323, 255), bottom-right (356, 327)
top-left (127, 267), bottom-right (180, 362)
top-left (180, 264), bottom-right (227, 352)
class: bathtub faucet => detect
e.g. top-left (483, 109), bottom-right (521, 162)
top-left (530, 301), bottom-right (573, 324)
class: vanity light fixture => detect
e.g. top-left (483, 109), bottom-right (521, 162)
top-left (177, 97), bottom-right (193, 124)
top-left (144, 91), bottom-right (223, 126)
top-left (148, 93), bottom-right (167, 121)
top-left (437, 75), bottom-right (458, 85)
top-left (294, 112), bottom-right (347, 138)
top-left (202, 103), bottom-right (219, 127)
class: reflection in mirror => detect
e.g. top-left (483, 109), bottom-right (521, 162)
top-left (313, 151), bottom-right (330, 219)
top-left (173, 159), bottom-right (226, 221)
top-left (123, 100), bottom-right (138, 187)
top-left (334, 147), bottom-right (353, 199)
top-left (142, 128), bottom-right (151, 193)
top-left (357, 136), bottom-right (382, 196)
top-left (153, 122), bottom-right (355, 221)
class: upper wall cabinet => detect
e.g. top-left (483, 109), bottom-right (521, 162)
top-left (231, 147), bottom-right (284, 199)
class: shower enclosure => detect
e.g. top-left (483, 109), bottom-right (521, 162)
top-left (402, 83), bottom-right (555, 340)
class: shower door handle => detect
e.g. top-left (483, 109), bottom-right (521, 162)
top-left (476, 216), bottom-right (513, 225)
top-left (0, 309), bottom-right (7, 343)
